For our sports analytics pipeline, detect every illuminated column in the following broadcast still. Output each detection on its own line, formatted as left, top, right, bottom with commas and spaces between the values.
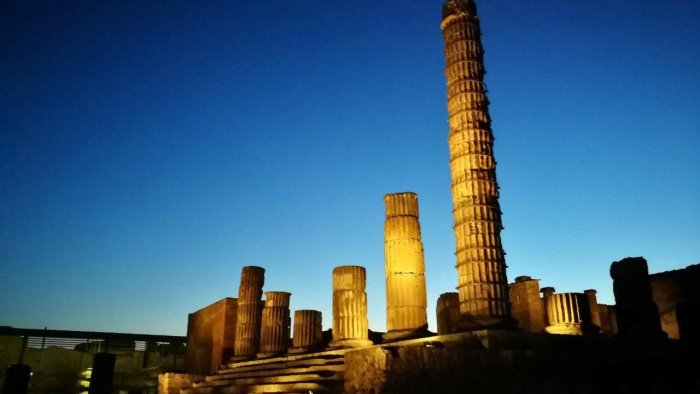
233, 266, 265, 361
383, 192, 429, 341
584, 289, 602, 330
258, 291, 291, 358
436, 292, 461, 335
441, 0, 512, 329
544, 292, 594, 335
330, 266, 372, 348
290, 310, 323, 354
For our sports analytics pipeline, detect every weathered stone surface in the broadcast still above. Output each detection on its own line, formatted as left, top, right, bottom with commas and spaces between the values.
584, 289, 602, 330
610, 257, 665, 339
598, 304, 618, 335
436, 292, 460, 335
650, 264, 700, 341
186, 297, 238, 374
258, 292, 291, 357
158, 372, 203, 394
544, 292, 594, 335
233, 266, 265, 360
509, 276, 545, 333
330, 266, 373, 348
291, 310, 323, 353
441, 0, 511, 329
383, 192, 429, 341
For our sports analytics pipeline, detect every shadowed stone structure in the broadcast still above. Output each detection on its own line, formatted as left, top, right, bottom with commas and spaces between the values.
258, 291, 291, 358
610, 257, 665, 339
290, 310, 323, 354
509, 276, 545, 333
584, 289, 602, 330
330, 266, 372, 348
383, 192, 429, 341
185, 297, 238, 374
436, 292, 461, 335
544, 292, 594, 335
233, 266, 265, 361
441, 0, 512, 330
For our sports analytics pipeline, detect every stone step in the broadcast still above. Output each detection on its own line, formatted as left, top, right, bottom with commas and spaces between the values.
218, 382, 342, 393
196, 372, 343, 388
219, 355, 344, 374
207, 364, 345, 381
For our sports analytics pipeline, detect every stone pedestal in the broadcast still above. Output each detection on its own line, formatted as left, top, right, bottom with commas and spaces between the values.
510, 276, 545, 333
610, 257, 665, 339
330, 266, 373, 348
88, 352, 116, 394
436, 292, 461, 335
233, 266, 265, 361
544, 293, 594, 335
584, 289, 602, 330
258, 291, 291, 358
383, 192, 429, 341
441, 0, 512, 330
290, 310, 323, 354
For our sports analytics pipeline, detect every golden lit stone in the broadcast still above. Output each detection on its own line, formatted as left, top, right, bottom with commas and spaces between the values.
330, 266, 372, 348
233, 266, 265, 360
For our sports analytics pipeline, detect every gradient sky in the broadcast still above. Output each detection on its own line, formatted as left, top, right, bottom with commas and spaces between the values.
1, 0, 698, 336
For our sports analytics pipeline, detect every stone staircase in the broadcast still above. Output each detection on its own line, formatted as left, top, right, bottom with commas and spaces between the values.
181, 349, 347, 394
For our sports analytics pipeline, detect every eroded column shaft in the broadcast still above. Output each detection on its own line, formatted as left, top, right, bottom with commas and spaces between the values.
545, 292, 593, 335
331, 266, 372, 347
384, 192, 428, 340
291, 310, 322, 353
584, 289, 602, 329
233, 266, 265, 359
258, 291, 291, 356
441, 0, 511, 328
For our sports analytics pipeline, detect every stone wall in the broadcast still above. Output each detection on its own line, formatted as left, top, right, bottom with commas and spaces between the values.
650, 264, 700, 340
185, 297, 238, 374
509, 276, 544, 333
158, 372, 202, 394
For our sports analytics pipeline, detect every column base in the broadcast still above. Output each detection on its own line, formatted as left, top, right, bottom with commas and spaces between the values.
382, 327, 432, 343
328, 338, 373, 348
455, 315, 517, 331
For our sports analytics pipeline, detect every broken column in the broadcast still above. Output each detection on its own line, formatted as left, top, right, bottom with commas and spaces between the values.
436, 292, 461, 335
257, 291, 291, 358
330, 265, 372, 348
233, 266, 265, 361
290, 310, 323, 354
544, 292, 594, 335
441, 0, 513, 330
584, 289, 602, 330
610, 257, 664, 338
383, 192, 429, 341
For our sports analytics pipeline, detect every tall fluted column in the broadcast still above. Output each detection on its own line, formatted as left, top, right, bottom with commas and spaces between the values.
544, 292, 594, 335
233, 266, 265, 361
441, 0, 512, 329
258, 291, 291, 358
330, 266, 372, 348
383, 192, 429, 341
436, 292, 461, 335
290, 310, 323, 354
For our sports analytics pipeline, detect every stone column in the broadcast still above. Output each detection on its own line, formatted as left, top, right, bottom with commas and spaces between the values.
544, 292, 594, 335
290, 310, 323, 354
330, 266, 373, 348
436, 292, 461, 335
610, 257, 664, 338
540, 287, 555, 327
383, 192, 429, 341
258, 291, 291, 358
233, 266, 265, 361
584, 289, 602, 330
441, 0, 513, 330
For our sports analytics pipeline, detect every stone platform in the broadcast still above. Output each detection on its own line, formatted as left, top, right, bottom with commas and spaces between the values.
179, 330, 698, 393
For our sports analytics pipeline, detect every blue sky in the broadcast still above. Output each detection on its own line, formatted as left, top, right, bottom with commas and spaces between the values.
1, 0, 698, 336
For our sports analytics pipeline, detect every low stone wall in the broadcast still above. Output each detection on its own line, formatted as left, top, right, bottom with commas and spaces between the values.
158, 372, 202, 394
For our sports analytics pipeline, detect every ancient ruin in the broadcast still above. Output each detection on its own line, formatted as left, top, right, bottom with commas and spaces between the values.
257, 291, 291, 358
383, 192, 429, 341
441, 0, 512, 329
289, 310, 323, 354
232, 266, 265, 361
330, 266, 373, 348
